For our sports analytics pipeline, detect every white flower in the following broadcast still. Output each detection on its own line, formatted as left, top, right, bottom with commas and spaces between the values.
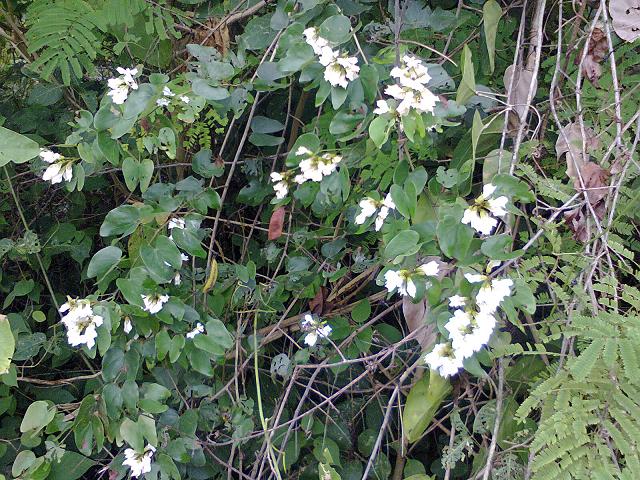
464, 273, 486, 284
42, 162, 72, 184
123, 318, 133, 334
445, 309, 496, 358
318, 46, 339, 67
303, 27, 329, 55
295, 146, 313, 157
156, 98, 170, 107
123, 444, 155, 478
116, 67, 139, 88
355, 198, 378, 225
39, 149, 62, 163
301, 313, 332, 347
416, 260, 439, 277
448, 295, 467, 308
186, 322, 205, 339
179, 95, 190, 104
180, 253, 189, 262
461, 183, 509, 235
476, 278, 513, 313
424, 342, 465, 377
356, 194, 395, 231
390, 55, 431, 90
373, 99, 392, 115
168, 217, 185, 230
384, 269, 417, 298
295, 153, 341, 184
59, 298, 103, 349
172, 272, 182, 286
162, 86, 175, 97
375, 194, 396, 231
107, 68, 138, 105
323, 54, 359, 89
141, 294, 169, 314
270, 172, 290, 199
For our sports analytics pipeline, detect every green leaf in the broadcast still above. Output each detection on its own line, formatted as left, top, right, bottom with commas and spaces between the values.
403, 373, 451, 443
369, 116, 391, 148
249, 132, 284, 147
385, 230, 420, 259
351, 299, 371, 323
48, 451, 95, 480
21, 401, 56, 433
483, 0, 502, 73
0, 316, 15, 375
251, 116, 285, 134
87, 246, 122, 281
0, 126, 40, 166
100, 205, 141, 237
193, 319, 234, 355
455, 45, 475, 105
471, 110, 483, 162
437, 215, 473, 260
319, 15, 351, 44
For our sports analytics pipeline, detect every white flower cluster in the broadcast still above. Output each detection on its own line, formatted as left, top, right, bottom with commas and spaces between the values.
59, 298, 103, 349
156, 86, 190, 108
303, 27, 359, 89
186, 322, 205, 339
424, 265, 514, 378
107, 67, 139, 105
301, 313, 332, 347
123, 444, 155, 478
384, 261, 440, 298
270, 147, 342, 199
355, 194, 396, 231
461, 184, 508, 235
141, 294, 169, 314
376, 55, 438, 117
40, 149, 74, 185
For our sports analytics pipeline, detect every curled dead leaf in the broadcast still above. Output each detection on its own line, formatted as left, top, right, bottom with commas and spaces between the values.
503, 65, 537, 134
610, 0, 640, 43
555, 122, 600, 178
402, 296, 435, 349
576, 26, 608, 86
564, 161, 610, 242
309, 286, 329, 315
268, 206, 286, 240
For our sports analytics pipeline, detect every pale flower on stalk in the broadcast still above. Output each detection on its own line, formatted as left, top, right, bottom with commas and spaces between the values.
156, 97, 170, 107
39, 149, 62, 164
43, 162, 74, 184
416, 260, 439, 277
179, 95, 190, 104
355, 194, 396, 231
59, 298, 103, 349
303, 27, 329, 55
162, 86, 175, 97
168, 217, 185, 230
295, 153, 341, 184
423, 342, 465, 377
108, 67, 138, 105
270, 172, 290, 199
445, 309, 496, 358
373, 99, 393, 115
476, 278, 514, 314
116, 67, 139, 89
123, 444, 155, 478
461, 183, 508, 235
301, 313, 332, 347
186, 322, 205, 339
141, 294, 169, 314
123, 318, 133, 334
384, 269, 417, 298
449, 295, 467, 308
323, 53, 360, 89
390, 55, 432, 90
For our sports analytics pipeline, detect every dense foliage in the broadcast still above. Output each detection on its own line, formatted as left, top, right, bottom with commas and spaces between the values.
1, 0, 639, 479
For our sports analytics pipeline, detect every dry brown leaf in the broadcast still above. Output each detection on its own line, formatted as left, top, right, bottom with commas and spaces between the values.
402, 297, 435, 349
555, 122, 600, 178
309, 286, 328, 315
575, 26, 608, 86
610, 0, 640, 42
503, 65, 537, 133
268, 206, 286, 240
574, 161, 610, 205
